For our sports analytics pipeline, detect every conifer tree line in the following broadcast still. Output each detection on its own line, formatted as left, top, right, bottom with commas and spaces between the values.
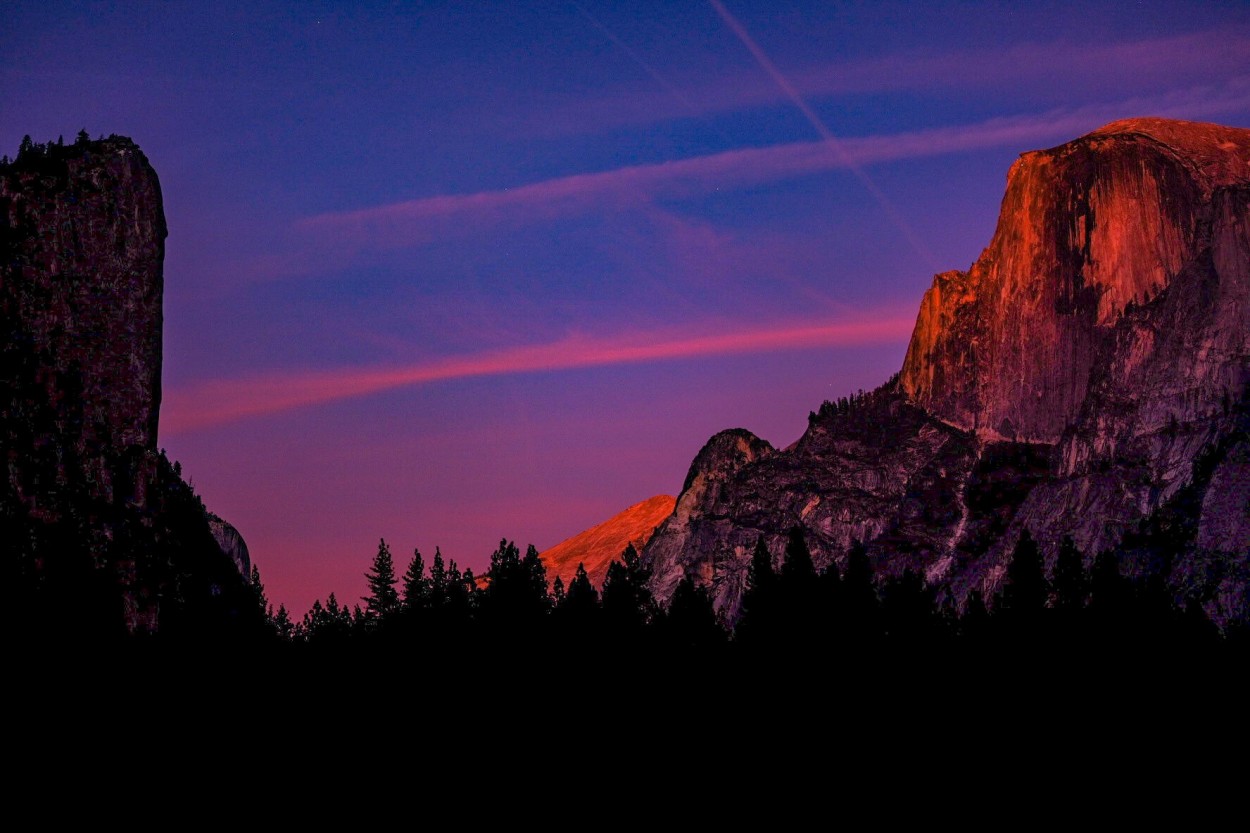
251, 525, 1245, 655
1, 131, 110, 171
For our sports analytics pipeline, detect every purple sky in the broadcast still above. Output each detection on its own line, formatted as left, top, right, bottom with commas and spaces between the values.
5, 1, 1250, 615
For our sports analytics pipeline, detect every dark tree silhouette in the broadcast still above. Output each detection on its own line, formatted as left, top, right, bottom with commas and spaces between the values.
1089, 550, 1129, 642
1051, 536, 1087, 612
480, 540, 550, 640
840, 540, 881, 646
557, 562, 601, 646
300, 593, 355, 645
522, 545, 550, 614
660, 575, 726, 652
363, 538, 400, 620
1051, 535, 1087, 642
402, 547, 429, 611
563, 563, 599, 615
780, 526, 815, 584
777, 526, 823, 649
272, 604, 294, 641
250, 565, 269, 614
601, 543, 655, 646
735, 536, 777, 646
880, 568, 941, 645
960, 589, 991, 643
997, 529, 1048, 640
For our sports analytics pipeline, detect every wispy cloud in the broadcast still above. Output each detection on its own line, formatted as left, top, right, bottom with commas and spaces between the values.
292, 79, 1250, 260
708, 0, 936, 269
533, 27, 1250, 136
162, 314, 915, 433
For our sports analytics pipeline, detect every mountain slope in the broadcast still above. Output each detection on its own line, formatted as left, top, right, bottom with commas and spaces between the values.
643, 118, 1250, 625
541, 495, 675, 588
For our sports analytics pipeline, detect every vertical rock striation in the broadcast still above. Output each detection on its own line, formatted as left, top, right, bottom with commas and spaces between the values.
645, 118, 1250, 624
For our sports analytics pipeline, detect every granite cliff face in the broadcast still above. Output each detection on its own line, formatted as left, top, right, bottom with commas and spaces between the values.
644, 118, 1250, 624
1, 136, 254, 637
1, 136, 164, 456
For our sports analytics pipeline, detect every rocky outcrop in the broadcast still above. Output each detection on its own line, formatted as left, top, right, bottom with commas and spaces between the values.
900, 118, 1250, 444
540, 495, 675, 589
209, 517, 252, 579
645, 118, 1250, 624
2, 136, 255, 637
1, 135, 164, 457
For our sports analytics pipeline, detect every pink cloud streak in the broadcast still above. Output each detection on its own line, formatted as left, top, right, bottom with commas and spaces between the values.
162, 315, 915, 434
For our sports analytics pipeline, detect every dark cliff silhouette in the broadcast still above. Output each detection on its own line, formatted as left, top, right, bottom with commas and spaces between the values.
1, 135, 262, 642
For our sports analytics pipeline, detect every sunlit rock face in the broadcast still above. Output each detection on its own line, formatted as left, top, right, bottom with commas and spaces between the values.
901, 118, 1250, 444
645, 119, 1250, 624
540, 494, 675, 589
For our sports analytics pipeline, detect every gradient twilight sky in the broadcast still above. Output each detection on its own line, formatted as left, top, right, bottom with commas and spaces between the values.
4, 1, 1250, 615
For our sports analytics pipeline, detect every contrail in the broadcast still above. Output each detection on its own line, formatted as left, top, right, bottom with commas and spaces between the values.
571, 1, 740, 146
571, 1, 703, 114
708, 0, 939, 271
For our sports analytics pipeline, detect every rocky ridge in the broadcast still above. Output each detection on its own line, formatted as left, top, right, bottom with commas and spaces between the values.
643, 118, 1250, 624
540, 495, 675, 589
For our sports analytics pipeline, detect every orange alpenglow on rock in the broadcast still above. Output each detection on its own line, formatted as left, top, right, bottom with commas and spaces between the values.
645, 117, 1250, 625
540, 495, 676, 588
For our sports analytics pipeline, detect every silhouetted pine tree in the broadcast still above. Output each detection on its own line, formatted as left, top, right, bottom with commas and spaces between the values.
402, 547, 429, 611
300, 593, 355, 645
817, 547, 842, 642
422, 546, 473, 640
563, 563, 598, 615
997, 529, 1048, 641
601, 543, 655, 640
780, 526, 815, 583
660, 575, 726, 652
840, 540, 881, 647
363, 538, 400, 621
1051, 536, 1087, 641
778, 526, 822, 650
1051, 537, 1087, 612
522, 545, 551, 615
249, 564, 272, 631
482, 539, 550, 632
272, 604, 294, 641
735, 536, 777, 647
443, 558, 474, 626
557, 562, 601, 646
429, 547, 449, 609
